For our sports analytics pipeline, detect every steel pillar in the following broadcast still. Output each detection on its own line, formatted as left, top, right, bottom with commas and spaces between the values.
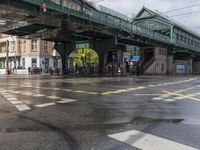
54, 42, 74, 75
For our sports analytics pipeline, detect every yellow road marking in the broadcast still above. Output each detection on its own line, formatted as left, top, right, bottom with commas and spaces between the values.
163, 91, 200, 102
134, 93, 170, 96
100, 78, 198, 96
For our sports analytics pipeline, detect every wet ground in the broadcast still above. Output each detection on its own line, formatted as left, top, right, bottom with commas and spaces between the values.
0, 75, 200, 150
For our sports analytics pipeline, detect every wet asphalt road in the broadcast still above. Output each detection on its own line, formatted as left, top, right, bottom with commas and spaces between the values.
0, 75, 200, 150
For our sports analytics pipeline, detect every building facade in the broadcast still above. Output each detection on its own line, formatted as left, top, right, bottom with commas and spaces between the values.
0, 34, 61, 73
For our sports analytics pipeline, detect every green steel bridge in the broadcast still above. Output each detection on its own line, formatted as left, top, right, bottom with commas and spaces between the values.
0, 0, 200, 54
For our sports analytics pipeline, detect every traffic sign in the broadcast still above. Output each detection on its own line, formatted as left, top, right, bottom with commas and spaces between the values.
130, 56, 140, 61
112, 54, 116, 60
76, 43, 89, 49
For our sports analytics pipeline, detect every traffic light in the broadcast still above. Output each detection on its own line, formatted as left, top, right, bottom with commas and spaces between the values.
42, 3, 46, 13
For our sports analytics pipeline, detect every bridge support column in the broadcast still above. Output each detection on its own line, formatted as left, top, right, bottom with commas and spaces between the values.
166, 55, 174, 74
91, 39, 119, 75
54, 42, 74, 75
92, 40, 125, 75
193, 58, 200, 74
144, 47, 169, 74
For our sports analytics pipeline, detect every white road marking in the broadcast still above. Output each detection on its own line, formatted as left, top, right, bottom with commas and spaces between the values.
33, 94, 46, 97
10, 101, 23, 105
57, 98, 77, 104
189, 93, 200, 96
52, 88, 61, 90
63, 89, 72, 92
10, 91, 21, 94
163, 99, 176, 102
109, 130, 198, 150
174, 97, 185, 100
7, 97, 18, 101
152, 97, 163, 100
46, 96, 61, 99
3, 95, 13, 98
74, 90, 85, 93
22, 92, 33, 96
14, 104, 31, 111
82, 91, 98, 95
35, 102, 56, 108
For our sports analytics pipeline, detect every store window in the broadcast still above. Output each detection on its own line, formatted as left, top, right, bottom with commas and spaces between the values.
32, 58, 37, 67
22, 58, 25, 68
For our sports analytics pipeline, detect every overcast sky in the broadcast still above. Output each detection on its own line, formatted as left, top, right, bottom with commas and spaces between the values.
98, 0, 200, 33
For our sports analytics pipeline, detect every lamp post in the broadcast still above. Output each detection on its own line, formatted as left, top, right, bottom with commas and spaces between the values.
11, 36, 17, 74
5, 40, 9, 74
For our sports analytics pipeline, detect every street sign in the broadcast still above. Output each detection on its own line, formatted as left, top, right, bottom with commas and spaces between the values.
130, 56, 140, 61
42, 3, 47, 13
76, 43, 89, 49
124, 57, 130, 62
112, 54, 116, 60
126, 45, 135, 51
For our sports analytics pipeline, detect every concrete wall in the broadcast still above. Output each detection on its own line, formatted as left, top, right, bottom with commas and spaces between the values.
173, 60, 192, 75
193, 61, 200, 74
145, 47, 168, 74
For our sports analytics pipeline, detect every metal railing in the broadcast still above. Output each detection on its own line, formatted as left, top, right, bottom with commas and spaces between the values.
19, 0, 200, 52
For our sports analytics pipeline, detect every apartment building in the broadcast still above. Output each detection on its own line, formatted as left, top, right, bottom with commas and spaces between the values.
0, 34, 61, 72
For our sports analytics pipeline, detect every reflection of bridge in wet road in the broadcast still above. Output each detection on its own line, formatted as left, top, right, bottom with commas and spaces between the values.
0, 75, 200, 149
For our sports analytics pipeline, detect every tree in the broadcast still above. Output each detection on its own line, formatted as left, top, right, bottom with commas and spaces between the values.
74, 49, 99, 67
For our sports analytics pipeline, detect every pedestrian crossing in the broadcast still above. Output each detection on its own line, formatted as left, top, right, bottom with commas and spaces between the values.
21, 85, 99, 95
0, 88, 78, 112
109, 130, 198, 150
0, 91, 31, 111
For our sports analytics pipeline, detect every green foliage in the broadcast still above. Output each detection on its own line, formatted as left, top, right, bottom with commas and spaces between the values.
74, 49, 99, 67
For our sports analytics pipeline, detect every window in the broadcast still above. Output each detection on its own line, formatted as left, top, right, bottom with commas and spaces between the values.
1, 43, 7, 52
23, 41, 26, 52
10, 41, 15, 53
22, 58, 25, 68
31, 39, 37, 51
44, 41, 48, 52
18, 41, 21, 52
31, 58, 37, 67
45, 58, 49, 69
161, 64, 164, 72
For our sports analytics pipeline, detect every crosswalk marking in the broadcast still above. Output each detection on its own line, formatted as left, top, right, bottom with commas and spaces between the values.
0, 92, 31, 111
4, 95, 13, 98
21, 92, 33, 96
152, 97, 163, 100
35, 102, 56, 108
15, 104, 31, 111
163, 99, 176, 102
10, 101, 23, 105
33, 94, 46, 97
163, 91, 200, 102
46, 96, 61, 99
57, 98, 77, 103
109, 130, 198, 150
7, 97, 18, 101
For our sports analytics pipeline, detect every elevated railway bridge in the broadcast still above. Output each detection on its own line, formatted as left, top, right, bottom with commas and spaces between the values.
1, 0, 200, 74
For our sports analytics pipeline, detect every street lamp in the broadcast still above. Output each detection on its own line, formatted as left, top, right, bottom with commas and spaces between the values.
5, 40, 9, 74
11, 36, 17, 74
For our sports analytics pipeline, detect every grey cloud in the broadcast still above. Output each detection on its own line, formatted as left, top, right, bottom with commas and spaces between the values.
99, 0, 200, 33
